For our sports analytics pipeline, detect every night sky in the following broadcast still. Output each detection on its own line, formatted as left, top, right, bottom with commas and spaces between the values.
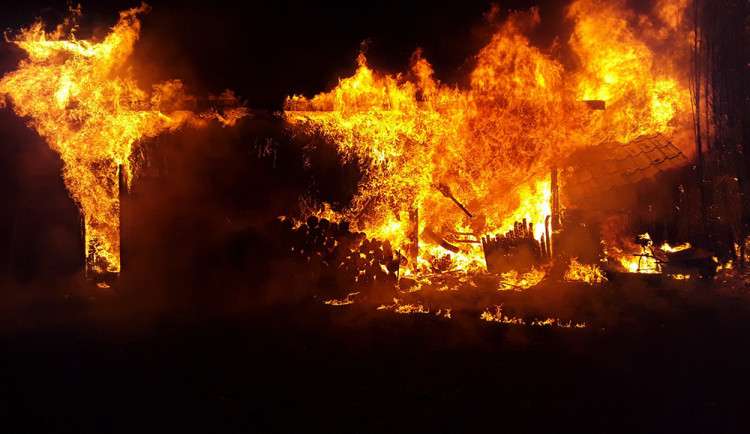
1, 0, 573, 109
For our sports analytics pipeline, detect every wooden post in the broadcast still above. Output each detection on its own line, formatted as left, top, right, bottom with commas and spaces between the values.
407, 205, 419, 269
84, 212, 93, 279
550, 164, 561, 257
118, 164, 126, 275
545, 215, 552, 259
551, 164, 560, 232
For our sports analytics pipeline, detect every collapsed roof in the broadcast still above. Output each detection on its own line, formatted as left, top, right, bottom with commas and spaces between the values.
562, 133, 689, 212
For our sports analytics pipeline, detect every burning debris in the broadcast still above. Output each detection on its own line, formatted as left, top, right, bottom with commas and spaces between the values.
564, 258, 607, 285
273, 0, 746, 326
2, 0, 742, 328
377, 298, 431, 315
481, 305, 586, 328
324, 292, 360, 306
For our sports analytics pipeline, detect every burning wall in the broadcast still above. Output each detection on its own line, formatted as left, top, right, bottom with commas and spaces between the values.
284, 0, 693, 276
0, 5, 247, 275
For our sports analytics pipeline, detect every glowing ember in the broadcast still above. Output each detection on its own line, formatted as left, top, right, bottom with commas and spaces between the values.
481, 306, 525, 325
377, 298, 430, 314
436, 309, 451, 319
0, 5, 247, 274
530, 318, 586, 328
668, 274, 691, 280
285, 0, 691, 277
564, 258, 607, 284
481, 306, 585, 328
324, 292, 360, 306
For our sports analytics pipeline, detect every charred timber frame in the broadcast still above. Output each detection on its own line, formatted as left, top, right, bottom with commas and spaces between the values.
83, 164, 125, 283
550, 164, 561, 257
482, 218, 546, 273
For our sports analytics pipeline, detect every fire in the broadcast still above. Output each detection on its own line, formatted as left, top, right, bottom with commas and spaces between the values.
378, 298, 430, 314
480, 306, 585, 328
604, 233, 659, 273
661, 242, 691, 253
499, 267, 547, 290
606, 233, 695, 274
324, 292, 360, 306
568, 0, 691, 144
285, 0, 691, 277
480, 306, 525, 325
564, 258, 607, 284
530, 318, 586, 329
0, 5, 247, 273
668, 274, 691, 280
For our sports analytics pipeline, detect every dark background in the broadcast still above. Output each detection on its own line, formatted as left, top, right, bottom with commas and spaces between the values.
1, 0, 574, 109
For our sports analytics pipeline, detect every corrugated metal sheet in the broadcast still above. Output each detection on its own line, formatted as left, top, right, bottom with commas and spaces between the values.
562, 133, 688, 209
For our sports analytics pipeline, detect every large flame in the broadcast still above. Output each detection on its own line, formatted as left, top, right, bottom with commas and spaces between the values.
0, 4, 247, 273
285, 0, 692, 276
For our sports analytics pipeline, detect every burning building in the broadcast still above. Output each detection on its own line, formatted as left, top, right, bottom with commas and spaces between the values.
284, 0, 695, 286
1, 2, 750, 431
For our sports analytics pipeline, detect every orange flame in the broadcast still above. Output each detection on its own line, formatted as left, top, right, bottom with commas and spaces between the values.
499, 267, 547, 290
377, 298, 430, 314
0, 5, 247, 273
564, 258, 607, 284
324, 292, 360, 306
285, 0, 692, 276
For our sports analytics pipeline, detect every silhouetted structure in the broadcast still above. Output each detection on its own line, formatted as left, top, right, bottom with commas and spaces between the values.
269, 216, 400, 298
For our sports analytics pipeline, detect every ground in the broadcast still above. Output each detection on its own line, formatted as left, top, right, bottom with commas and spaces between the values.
2, 274, 750, 432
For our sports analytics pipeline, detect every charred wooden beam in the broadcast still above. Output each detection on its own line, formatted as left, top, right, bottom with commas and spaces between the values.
551, 165, 560, 233
550, 165, 561, 259
407, 205, 419, 266
583, 100, 606, 110
435, 183, 474, 218
447, 232, 481, 244
422, 228, 460, 253
545, 215, 552, 259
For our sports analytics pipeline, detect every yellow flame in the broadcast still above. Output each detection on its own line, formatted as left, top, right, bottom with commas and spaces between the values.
324, 292, 360, 306
499, 267, 547, 290
0, 5, 247, 273
377, 298, 430, 314
285, 0, 691, 278
661, 242, 691, 253
564, 258, 607, 284
668, 274, 691, 280
481, 306, 525, 325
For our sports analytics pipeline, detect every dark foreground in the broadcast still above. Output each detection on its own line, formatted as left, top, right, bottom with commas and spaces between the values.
2, 276, 750, 433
